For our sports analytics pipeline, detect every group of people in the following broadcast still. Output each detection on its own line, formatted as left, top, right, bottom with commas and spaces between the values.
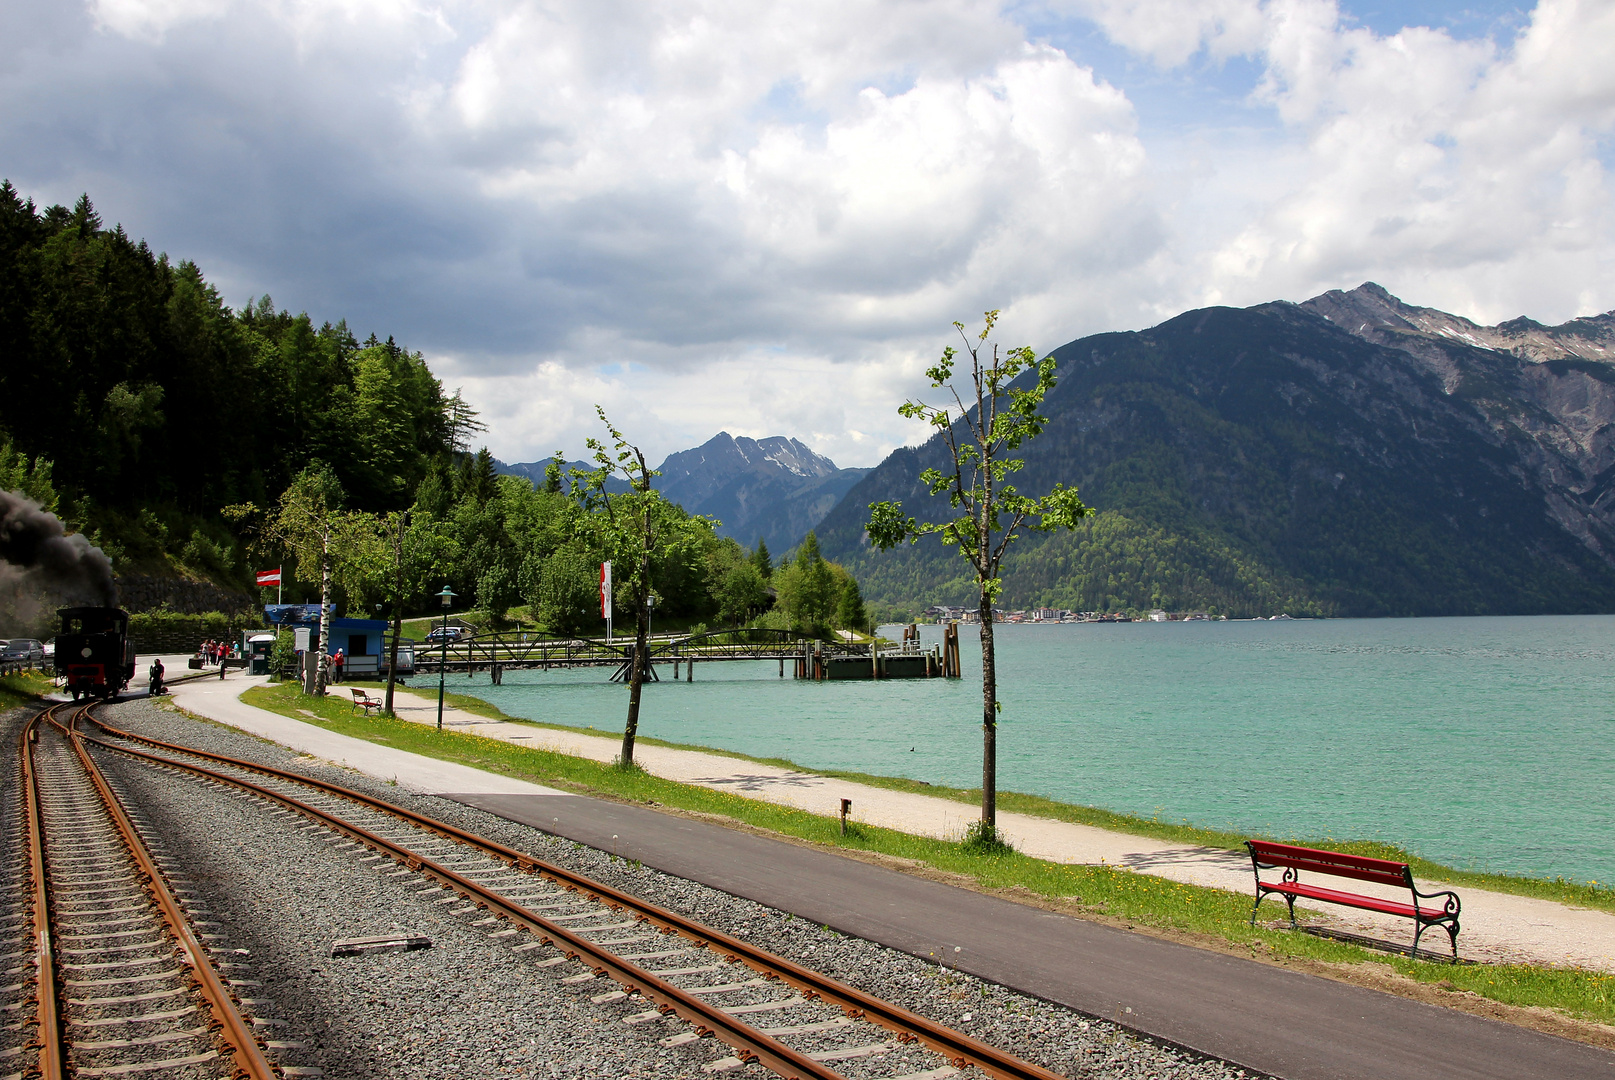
199, 639, 237, 666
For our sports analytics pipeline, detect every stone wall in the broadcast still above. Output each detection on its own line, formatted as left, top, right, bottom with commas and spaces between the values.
116, 573, 254, 616
127, 614, 271, 655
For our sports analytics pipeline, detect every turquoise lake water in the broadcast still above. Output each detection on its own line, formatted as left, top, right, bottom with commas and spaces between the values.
446, 617, 1615, 886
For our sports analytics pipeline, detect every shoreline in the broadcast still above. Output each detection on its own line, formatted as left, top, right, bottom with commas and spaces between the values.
355, 678, 1615, 913
148, 675, 1615, 1030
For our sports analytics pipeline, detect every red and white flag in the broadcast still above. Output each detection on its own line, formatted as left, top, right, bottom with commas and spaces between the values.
599, 561, 612, 616
256, 567, 282, 587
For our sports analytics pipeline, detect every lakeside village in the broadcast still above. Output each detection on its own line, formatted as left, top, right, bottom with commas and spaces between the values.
921, 606, 1292, 623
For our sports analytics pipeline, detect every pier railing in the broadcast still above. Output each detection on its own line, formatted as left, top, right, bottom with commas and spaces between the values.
412, 627, 868, 678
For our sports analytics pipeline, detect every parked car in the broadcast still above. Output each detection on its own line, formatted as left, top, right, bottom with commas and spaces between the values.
3, 638, 46, 664
42, 639, 55, 661
423, 625, 469, 645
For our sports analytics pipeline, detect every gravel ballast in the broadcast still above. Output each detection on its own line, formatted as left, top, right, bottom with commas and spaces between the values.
89, 695, 1265, 1080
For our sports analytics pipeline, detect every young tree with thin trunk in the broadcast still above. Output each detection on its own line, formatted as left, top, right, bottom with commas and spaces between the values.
261, 465, 381, 695
866, 312, 1092, 844
573, 408, 704, 769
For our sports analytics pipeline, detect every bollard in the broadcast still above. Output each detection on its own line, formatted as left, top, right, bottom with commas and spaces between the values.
840, 798, 852, 836
687, 658, 693, 682
779, 657, 784, 678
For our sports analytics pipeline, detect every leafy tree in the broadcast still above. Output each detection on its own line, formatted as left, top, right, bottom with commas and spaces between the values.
258, 465, 384, 694
775, 531, 837, 631
866, 312, 1092, 840
534, 539, 599, 637
0, 431, 55, 510
572, 408, 708, 768
751, 537, 772, 579
543, 452, 566, 494
717, 561, 770, 626
476, 560, 520, 622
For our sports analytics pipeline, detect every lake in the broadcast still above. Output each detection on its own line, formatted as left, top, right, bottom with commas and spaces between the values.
444, 616, 1615, 886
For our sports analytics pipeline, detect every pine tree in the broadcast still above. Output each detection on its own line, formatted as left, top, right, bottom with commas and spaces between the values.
751, 537, 772, 578
836, 577, 867, 634
465, 447, 498, 505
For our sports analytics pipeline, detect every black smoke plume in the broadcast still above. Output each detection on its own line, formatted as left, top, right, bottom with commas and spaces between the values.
0, 491, 119, 637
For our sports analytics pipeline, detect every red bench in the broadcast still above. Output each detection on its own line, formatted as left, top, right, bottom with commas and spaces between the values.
1246, 840, 1461, 961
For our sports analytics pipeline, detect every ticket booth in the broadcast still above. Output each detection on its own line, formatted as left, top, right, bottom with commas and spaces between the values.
248, 633, 276, 676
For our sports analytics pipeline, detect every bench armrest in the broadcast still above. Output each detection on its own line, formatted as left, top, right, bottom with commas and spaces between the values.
1411, 885, 1461, 918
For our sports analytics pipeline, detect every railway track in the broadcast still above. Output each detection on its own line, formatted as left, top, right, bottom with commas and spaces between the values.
75, 707, 1072, 1080
15, 700, 284, 1079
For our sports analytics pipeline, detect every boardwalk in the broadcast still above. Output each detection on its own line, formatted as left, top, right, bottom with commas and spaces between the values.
413, 627, 873, 681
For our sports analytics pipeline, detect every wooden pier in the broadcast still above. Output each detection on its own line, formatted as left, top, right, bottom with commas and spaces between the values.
412, 624, 962, 682
795, 624, 962, 681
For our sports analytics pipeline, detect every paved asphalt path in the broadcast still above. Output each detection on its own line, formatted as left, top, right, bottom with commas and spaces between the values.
449, 792, 1613, 1080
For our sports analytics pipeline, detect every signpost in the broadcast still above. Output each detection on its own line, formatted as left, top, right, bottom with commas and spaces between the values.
435, 586, 456, 731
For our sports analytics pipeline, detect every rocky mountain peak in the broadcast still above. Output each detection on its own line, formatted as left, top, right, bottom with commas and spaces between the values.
1302, 282, 1615, 363
658, 433, 838, 498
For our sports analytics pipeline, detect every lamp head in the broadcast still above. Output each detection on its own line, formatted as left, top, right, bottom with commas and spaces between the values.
437, 586, 457, 609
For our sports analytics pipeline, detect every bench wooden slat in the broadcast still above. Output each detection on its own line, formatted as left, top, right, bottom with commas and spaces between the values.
1247, 839, 1409, 888
1261, 882, 1448, 921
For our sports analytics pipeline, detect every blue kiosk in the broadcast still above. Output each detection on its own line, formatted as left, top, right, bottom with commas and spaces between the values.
264, 605, 390, 676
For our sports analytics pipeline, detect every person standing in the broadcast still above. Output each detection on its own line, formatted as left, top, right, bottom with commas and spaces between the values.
148, 658, 165, 696
333, 647, 346, 684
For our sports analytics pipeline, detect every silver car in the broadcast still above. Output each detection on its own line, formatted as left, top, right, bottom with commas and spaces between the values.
3, 638, 45, 663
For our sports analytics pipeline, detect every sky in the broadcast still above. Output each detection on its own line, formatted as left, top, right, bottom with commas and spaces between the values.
5, 0, 1613, 467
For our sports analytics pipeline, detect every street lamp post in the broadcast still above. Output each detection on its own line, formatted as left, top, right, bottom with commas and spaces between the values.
435, 586, 456, 731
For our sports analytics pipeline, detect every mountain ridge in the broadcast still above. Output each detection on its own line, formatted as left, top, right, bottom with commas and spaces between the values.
496, 433, 868, 553
814, 283, 1615, 617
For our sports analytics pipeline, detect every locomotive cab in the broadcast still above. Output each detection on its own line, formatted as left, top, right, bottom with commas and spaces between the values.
56, 607, 136, 700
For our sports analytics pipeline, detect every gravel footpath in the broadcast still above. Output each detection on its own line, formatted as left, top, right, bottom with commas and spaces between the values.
91, 696, 1266, 1080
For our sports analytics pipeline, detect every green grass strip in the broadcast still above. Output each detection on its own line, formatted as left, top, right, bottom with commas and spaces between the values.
340, 678, 1615, 913
0, 671, 55, 712
244, 682, 1614, 1026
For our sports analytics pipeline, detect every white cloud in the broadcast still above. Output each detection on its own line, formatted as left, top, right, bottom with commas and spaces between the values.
5, 0, 1614, 466
1055, 0, 1267, 67
1191, 0, 1615, 320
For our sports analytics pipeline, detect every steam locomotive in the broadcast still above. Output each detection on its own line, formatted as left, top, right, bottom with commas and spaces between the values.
55, 606, 136, 700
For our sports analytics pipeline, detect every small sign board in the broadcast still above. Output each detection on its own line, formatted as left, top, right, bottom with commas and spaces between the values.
293, 627, 310, 652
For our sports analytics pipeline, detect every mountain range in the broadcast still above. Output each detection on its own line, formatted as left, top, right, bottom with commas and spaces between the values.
813, 283, 1615, 618
496, 433, 868, 554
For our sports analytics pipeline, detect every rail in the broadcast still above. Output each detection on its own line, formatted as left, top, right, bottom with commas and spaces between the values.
83, 711, 1068, 1080
20, 702, 280, 1080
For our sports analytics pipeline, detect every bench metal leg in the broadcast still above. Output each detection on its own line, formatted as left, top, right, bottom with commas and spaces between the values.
1412, 919, 1460, 962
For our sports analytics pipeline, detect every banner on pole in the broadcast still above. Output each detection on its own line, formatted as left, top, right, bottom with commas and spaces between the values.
256, 567, 282, 587
599, 561, 612, 616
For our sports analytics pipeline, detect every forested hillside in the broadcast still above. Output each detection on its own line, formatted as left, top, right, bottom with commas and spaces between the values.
0, 183, 872, 636
0, 183, 458, 586
819, 289, 1615, 618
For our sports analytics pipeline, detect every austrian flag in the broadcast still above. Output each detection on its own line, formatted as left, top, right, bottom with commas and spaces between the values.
256, 568, 282, 587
